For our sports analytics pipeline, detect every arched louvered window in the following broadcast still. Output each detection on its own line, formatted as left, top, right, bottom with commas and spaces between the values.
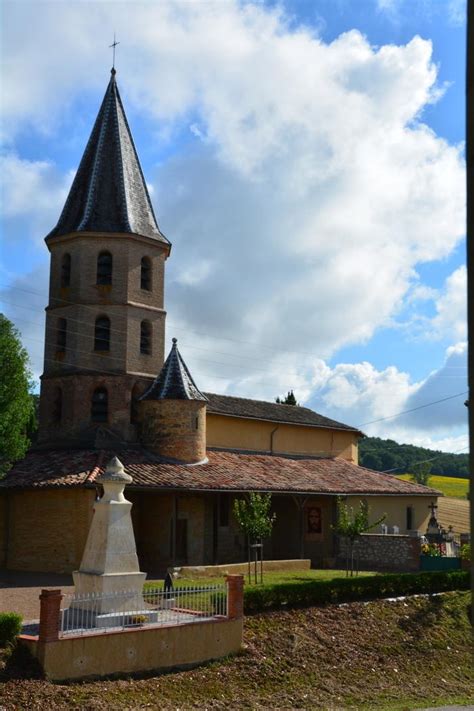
61, 254, 71, 288
130, 382, 142, 424
52, 387, 62, 423
140, 256, 152, 291
140, 320, 152, 355
94, 316, 110, 351
91, 387, 108, 422
97, 251, 112, 285
57, 318, 67, 352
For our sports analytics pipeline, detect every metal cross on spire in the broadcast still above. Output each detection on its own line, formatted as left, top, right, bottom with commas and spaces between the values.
109, 33, 120, 70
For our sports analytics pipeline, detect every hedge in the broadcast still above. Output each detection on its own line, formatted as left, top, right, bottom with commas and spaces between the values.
0, 612, 23, 647
243, 570, 470, 614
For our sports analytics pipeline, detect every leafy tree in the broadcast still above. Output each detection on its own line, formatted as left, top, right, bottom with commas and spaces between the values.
234, 493, 276, 583
358, 436, 468, 478
0, 314, 36, 476
410, 461, 432, 487
333, 498, 386, 577
275, 390, 298, 406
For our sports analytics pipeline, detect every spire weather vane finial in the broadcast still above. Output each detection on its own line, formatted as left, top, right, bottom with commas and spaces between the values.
109, 33, 120, 71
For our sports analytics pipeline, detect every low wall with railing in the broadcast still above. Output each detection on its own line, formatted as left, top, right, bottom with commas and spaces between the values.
19, 575, 244, 681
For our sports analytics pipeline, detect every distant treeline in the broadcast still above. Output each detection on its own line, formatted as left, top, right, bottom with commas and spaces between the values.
359, 437, 469, 478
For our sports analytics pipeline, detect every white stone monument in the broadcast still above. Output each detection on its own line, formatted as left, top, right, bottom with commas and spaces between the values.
72, 456, 146, 613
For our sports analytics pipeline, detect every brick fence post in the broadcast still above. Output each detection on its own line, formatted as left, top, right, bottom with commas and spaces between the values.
225, 574, 244, 619
39, 589, 63, 642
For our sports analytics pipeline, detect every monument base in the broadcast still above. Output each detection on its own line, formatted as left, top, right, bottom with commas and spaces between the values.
72, 571, 147, 613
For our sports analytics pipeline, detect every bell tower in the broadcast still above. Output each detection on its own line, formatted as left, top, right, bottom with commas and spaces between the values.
38, 69, 171, 447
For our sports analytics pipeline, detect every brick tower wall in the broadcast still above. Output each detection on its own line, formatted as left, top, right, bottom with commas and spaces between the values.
138, 400, 207, 463
39, 232, 168, 445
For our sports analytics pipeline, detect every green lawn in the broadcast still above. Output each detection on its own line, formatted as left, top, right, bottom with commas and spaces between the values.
396, 473, 469, 499
145, 568, 376, 591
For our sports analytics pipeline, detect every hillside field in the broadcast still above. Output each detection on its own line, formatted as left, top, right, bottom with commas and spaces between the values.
396, 474, 469, 499
1, 592, 472, 710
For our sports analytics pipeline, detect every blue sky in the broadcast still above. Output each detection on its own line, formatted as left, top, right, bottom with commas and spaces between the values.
0, 0, 468, 452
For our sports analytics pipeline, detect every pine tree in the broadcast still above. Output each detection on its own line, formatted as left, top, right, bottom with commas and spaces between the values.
275, 390, 298, 406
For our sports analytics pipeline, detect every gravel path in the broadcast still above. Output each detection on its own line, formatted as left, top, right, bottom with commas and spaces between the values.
0, 570, 74, 621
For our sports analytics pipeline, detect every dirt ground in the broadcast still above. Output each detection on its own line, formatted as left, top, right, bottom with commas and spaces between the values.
0, 591, 472, 710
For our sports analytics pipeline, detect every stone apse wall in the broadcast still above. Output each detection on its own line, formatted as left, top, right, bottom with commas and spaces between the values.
337, 533, 422, 572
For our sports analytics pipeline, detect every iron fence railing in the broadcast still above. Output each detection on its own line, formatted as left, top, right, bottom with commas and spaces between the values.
60, 583, 227, 637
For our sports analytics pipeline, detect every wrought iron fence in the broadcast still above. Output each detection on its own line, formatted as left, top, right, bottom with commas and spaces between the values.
60, 583, 227, 637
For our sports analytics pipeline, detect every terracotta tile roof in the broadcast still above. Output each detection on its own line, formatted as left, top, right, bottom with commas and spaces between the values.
0, 448, 440, 497
204, 393, 362, 434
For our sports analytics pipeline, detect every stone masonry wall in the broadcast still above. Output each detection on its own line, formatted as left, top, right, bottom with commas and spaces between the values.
139, 400, 207, 463
337, 533, 422, 572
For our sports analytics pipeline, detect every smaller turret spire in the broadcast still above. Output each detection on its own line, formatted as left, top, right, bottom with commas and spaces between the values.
141, 338, 207, 401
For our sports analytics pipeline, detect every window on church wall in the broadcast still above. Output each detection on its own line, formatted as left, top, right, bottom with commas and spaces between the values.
56, 318, 67, 352
94, 316, 110, 351
52, 387, 62, 423
140, 257, 152, 291
91, 387, 108, 422
140, 321, 152, 355
97, 251, 112, 285
61, 253, 71, 288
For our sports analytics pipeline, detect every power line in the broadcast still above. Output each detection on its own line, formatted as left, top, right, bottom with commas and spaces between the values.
0, 281, 331, 360
356, 391, 468, 427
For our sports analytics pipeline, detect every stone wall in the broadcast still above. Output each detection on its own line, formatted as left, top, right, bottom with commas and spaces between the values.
337, 533, 422, 572
139, 399, 206, 463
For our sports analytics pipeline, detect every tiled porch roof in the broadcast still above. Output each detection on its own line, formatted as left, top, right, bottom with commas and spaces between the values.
0, 448, 440, 497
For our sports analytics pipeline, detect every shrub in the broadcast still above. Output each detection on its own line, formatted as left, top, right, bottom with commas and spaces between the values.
0, 612, 23, 647
243, 571, 470, 614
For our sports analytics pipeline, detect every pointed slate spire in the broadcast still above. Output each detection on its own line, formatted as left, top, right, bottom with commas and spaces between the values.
46, 69, 169, 245
141, 338, 207, 401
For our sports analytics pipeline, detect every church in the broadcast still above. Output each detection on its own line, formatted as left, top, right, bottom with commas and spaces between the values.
0, 70, 439, 575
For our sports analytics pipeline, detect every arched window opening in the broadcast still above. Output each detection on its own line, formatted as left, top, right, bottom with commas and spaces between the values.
94, 316, 110, 351
140, 321, 152, 355
97, 251, 112, 285
140, 256, 152, 291
91, 387, 108, 422
52, 387, 62, 423
61, 253, 71, 288
130, 383, 142, 424
56, 318, 67, 352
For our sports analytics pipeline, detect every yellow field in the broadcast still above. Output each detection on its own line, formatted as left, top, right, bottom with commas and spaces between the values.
396, 474, 469, 499
436, 497, 470, 534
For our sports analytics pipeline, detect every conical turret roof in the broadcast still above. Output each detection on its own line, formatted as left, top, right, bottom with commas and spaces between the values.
46, 69, 169, 245
141, 338, 207, 401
